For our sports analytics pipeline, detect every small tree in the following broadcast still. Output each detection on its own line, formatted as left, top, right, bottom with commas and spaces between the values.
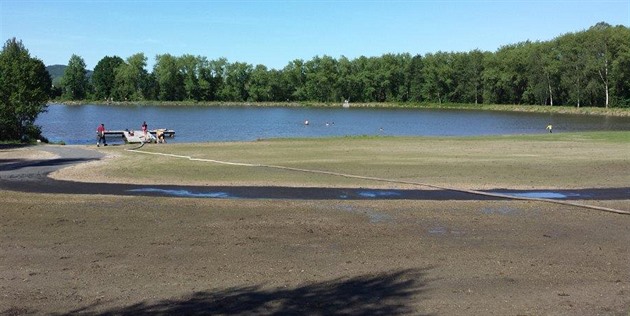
61, 54, 89, 100
0, 38, 51, 142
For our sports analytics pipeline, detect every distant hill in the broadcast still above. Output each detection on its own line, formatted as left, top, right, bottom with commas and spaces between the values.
46, 64, 93, 86
46, 65, 66, 86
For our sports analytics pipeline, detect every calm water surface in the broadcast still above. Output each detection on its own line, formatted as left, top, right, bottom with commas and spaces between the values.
36, 104, 630, 144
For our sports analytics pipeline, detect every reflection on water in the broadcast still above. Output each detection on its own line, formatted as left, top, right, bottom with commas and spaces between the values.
36, 104, 630, 144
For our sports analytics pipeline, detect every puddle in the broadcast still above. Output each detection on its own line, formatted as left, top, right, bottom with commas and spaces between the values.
127, 188, 234, 199
497, 191, 581, 199
358, 190, 402, 198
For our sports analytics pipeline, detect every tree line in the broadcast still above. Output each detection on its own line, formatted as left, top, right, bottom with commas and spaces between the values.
58, 22, 630, 108
1, 22, 629, 142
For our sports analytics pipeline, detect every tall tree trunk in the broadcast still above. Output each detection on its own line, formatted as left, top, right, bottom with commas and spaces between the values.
547, 73, 553, 106
598, 47, 610, 108
599, 68, 609, 108
575, 64, 581, 108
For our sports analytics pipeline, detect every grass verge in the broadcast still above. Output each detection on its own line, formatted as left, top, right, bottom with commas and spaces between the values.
58, 131, 630, 190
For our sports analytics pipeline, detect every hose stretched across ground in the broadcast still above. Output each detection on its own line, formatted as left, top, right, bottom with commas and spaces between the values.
125, 146, 630, 215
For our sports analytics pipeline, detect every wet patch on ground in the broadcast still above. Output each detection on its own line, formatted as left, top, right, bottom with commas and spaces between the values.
427, 224, 465, 236
493, 191, 582, 199
334, 204, 393, 223
127, 188, 235, 199
1, 178, 629, 201
481, 206, 519, 215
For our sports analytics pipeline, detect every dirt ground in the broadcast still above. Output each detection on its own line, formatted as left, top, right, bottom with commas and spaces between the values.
1, 146, 629, 315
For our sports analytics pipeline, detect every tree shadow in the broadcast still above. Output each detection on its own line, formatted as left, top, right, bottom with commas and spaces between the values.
0, 157, 98, 172
0, 144, 31, 150
61, 268, 432, 316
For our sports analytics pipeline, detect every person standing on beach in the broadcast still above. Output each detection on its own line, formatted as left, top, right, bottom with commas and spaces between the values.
96, 123, 107, 147
141, 121, 148, 142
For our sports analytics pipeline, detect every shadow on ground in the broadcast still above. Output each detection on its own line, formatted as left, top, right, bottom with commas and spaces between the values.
0, 144, 29, 150
57, 269, 431, 316
0, 158, 98, 172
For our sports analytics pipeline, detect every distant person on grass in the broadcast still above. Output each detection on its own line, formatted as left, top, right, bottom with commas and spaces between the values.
96, 123, 107, 147
141, 121, 149, 142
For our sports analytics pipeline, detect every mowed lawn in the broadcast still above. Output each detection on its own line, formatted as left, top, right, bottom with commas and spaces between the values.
64, 131, 630, 191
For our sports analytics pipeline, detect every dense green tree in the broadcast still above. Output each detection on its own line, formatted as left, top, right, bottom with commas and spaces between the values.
304, 55, 338, 102
422, 52, 454, 103
522, 42, 561, 106
612, 47, 630, 106
584, 23, 613, 108
205, 57, 229, 101
247, 64, 272, 101
195, 57, 218, 101
408, 54, 425, 102
457, 50, 487, 104
219, 61, 252, 101
92, 55, 124, 100
267, 69, 289, 102
556, 32, 587, 107
353, 56, 377, 102
0, 38, 51, 142
113, 53, 148, 101
61, 54, 89, 100
483, 43, 529, 105
282, 59, 307, 101
609, 26, 630, 106
179, 54, 201, 101
378, 53, 412, 102
154, 54, 184, 101
335, 56, 354, 102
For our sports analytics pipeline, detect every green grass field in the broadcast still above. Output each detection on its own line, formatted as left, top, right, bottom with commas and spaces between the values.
87, 131, 629, 191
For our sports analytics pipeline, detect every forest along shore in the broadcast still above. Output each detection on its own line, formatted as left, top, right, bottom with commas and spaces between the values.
55, 101, 630, 117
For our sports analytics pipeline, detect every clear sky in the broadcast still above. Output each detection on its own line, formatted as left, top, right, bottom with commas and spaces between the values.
1, 0, 629, 70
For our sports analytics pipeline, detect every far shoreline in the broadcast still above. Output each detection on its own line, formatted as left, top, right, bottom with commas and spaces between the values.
51, 101, 630, 117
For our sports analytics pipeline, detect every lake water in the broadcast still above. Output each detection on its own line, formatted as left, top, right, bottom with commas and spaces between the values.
36, 104, 630, 144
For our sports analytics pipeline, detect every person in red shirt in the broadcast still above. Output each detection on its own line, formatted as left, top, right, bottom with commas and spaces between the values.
96, 123, 107, 147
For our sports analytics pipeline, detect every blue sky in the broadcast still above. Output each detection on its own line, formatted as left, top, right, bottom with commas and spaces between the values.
1, 0, 628, 70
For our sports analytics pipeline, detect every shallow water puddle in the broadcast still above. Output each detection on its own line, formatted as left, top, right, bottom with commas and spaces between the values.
357, 190, 402, 198
127, 188, 234, 198
496, 191, 581, 199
